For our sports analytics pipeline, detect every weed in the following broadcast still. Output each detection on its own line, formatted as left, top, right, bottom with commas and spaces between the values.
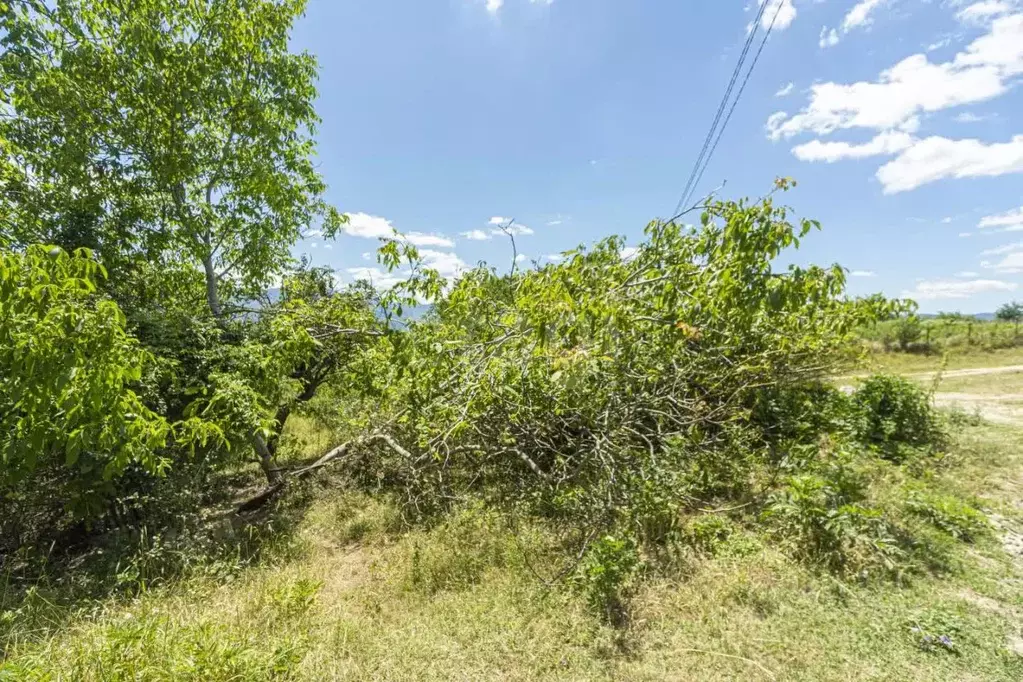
265, 577, 322, 618
574, 535, 641, 626
908, 609, 963, 654
681, 515, 735, 556
397, 503, 523, 594
765, 471, 906, 579
904, 489, 989, 542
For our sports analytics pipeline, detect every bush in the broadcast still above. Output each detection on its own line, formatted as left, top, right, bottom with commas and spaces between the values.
764, 450, 907, 578
894, 317, 923, 351
681, 515, 736, 556
852, 374, 943, 456
574, 535, 641, 624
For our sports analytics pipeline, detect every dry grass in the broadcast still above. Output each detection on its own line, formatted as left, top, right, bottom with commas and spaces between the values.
4, 420, 1023, 680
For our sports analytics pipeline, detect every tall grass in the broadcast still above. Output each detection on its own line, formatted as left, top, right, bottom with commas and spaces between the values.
3, 421, 1022, 681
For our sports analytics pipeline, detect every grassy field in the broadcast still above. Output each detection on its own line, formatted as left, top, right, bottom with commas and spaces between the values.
3, 370, 1023, 680
859, 318, 1023, 355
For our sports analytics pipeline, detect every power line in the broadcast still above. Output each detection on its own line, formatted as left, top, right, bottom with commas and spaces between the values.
682, 0, 786, 210
672, 1, 769, 219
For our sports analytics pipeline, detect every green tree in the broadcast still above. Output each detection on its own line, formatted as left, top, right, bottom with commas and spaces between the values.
0, 246, 215, 519
1, 0, 348, 483
996, 301, 1023, 336
190, 269, 387, 480
1, 0, 342, 312
894, 316, 923, 351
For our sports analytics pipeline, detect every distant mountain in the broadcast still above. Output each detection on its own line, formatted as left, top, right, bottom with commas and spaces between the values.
920, 312, 996, 320
263, 288, 432, 322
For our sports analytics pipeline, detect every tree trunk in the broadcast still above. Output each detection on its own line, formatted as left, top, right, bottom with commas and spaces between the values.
197, 245, 281, 486
202, 253, 224, 319
251, 432, 283, 486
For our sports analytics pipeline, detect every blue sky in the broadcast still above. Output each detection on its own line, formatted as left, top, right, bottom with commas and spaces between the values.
290, 0, 1023, 313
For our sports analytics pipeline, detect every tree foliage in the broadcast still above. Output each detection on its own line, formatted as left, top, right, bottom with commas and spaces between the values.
0, 246, 215, 517
354, 191, 901, 547
0, 0, 341, 317
995, 300, 1023, 335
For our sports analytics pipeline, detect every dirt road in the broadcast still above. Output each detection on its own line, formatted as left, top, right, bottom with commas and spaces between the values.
917, 365, 1023, 425
912, 365, 1023, 380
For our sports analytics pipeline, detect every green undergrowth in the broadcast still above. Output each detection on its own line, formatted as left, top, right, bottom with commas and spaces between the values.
3, 415, 1022, 681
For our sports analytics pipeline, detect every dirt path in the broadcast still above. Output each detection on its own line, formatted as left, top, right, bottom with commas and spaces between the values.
841, 364, 1023, 425
932, 392, 1023, 425
912, 365, 1023, 380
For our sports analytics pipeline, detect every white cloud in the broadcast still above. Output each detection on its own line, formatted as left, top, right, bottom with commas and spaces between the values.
942, 216, 954, 223
343, 212, 397, 239
979, 206, 1023, 229
306, 229, 323, 238
545, 253, 565, 263
348, 250, 468, 288
819, 0, 891, 48
361, 252, 372, 261
875, 134, 1023, 193
819, 26, 840, 48
485, 0, 503, 14
955, 111, 992, 122
775, 82, 795, 97
850, 270, 877, 277
620, 246, 640, 261
760, 0, 797, 31
767, 13, 1023, 141
792, 130, 914, 162
957, 1, 1018, 25
492, 223, 534, 236
461, 229, 492, 241
404, 232, 455, 248
347, 266, 406, 290
927, 37, 952, 51
488, 216, 510, 226
960, 232, 973, 237
419, 249, 468, 279
902, 278, 1017, 300
983, 251, 1023, 272
956, 271, 980, 277
323, 244, 333, 250
981, 240, 1023, 255
344, 213, 459, 248
515, 254, 527, 263
843, 0, 889, 32
546, 219, 563, 226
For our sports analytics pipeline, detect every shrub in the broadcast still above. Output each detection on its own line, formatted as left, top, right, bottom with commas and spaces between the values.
574, 535, 641, 624
895, 317, 923, 350
681, 515, 736, 556
764, 463, 906, 578
852, 374, 943, 456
